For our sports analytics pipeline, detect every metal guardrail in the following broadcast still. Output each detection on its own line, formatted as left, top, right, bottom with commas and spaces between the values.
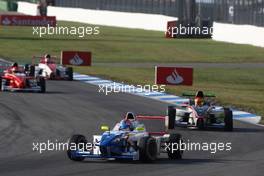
54, 0, 264, 27
3, 0, 263, 27
0, 0, 38, 3
55, 0, 184, 17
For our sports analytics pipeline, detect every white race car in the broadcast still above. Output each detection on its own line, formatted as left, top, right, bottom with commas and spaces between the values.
172, 92, 233, 131
32, 56, 73, 81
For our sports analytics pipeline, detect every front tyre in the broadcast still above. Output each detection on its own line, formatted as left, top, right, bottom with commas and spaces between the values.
167, 106, 176, 129
67, 134, 87, 161
138, 136, 157, 162
197, 118, 205, 130
166, 133, 183, 159
224, 108, 233, 131
0, 77, 2, 91
66, 67, 73, 81
38, 77, 46, 93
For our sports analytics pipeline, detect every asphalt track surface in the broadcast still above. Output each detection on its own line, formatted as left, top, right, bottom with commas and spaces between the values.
0, 80, 264, 176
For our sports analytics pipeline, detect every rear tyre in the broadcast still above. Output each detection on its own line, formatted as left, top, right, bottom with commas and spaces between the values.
50, 73, 56, 80
166, 133, 183, 159
38, 77, 46, 93
197, 118, 205, 130
138, 136, 157, 162
167, 106, 176, 129
38, 69, 43, 76
67, 134, 87, 161
67, 67, 73, 81
29, 65, 35, 77
224, 108, 233, 131
24, 64, 30, 72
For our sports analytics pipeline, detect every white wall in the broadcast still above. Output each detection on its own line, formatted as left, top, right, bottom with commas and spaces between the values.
17, 1, 177, 31
17, 2, 264, 47
212, 22, 264, 48
17, 2, 38, 16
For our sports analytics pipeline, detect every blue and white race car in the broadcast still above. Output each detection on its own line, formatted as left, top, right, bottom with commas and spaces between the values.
67, 112, 183, 162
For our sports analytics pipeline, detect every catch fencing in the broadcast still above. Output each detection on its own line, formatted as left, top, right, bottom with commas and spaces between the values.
53, 0, 264, 27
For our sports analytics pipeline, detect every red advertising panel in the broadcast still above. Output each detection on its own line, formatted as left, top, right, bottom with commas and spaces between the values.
61, 51, 92, 66
155, 66, 193, 86
0, 15, 56, 26
165, 20, 177, 38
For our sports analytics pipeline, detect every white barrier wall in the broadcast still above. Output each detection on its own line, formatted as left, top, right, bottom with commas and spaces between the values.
17, 2, 264, 47
17, 2, 38, 16
212, 22, 264, 48
17, 2, 177, 31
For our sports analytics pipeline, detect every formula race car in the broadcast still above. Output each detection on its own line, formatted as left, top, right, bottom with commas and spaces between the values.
67, 111, 183, 162
172, 91, 233, 131
32, 55, 73, 81
0, 63, 46, 93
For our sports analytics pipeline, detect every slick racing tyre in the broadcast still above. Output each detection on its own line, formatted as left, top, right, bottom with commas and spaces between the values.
38, 77, 46, 93
166, 133, 183, 159
29, 65, 35, 77
24, 64, 30, 72
0, 78, 8, 91
224, 108, 233, 131
0, 77, 2, 91
50, 73, 56, 80
138, 136, 157, 162
67, 67, 73, 81
167, 106, 176, 129
67, 134, 87, 161
197, 118, 205, 130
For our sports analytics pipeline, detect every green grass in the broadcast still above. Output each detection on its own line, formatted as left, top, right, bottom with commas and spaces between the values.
0, 21, 263, 123
0, 21, 264, 63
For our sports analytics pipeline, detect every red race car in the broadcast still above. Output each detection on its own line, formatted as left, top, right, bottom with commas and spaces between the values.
0, 63, 46, 93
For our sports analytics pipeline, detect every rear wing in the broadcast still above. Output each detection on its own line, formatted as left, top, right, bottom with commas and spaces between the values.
137, 107, 176, 135
32, 56, 59, 65
182, 92, 216, 98
136, 116, 167, 136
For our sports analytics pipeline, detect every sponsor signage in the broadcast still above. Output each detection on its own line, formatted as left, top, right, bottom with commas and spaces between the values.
61, 51, 92, 66
0, 15, 56, 26
165, 20, 177, 38
155, 66, 193, 86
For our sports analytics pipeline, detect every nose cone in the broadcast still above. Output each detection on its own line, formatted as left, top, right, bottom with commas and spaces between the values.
100, 131, 123, 147
100, 132, 116, 146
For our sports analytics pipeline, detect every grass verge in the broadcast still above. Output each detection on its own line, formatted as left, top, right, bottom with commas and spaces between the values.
0, 21, 264, 63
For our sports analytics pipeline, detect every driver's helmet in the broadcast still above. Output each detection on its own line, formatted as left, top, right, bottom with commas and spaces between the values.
119, 112, 136, 131
195, 90, 204, 106
11, 62, 19, 73
44, 54, 51, 63
125, 112, 136, 121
